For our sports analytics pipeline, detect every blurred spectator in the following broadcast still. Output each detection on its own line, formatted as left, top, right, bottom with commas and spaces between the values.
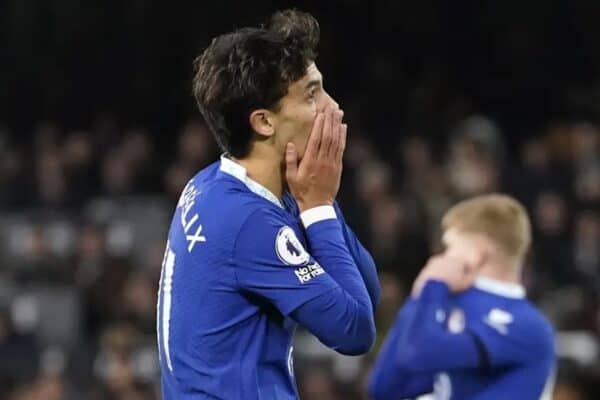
298, 366, 338, 400
532, 191, 574, 290
0, 309, 39, 397
573, 212, 599, 290
373, 273, 404, 348
447, 133, 500, 197
553, 360, 596, 400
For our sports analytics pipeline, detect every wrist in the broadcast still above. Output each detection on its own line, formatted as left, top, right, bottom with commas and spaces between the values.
300, 205, 337, 228
297, 200, 334, 214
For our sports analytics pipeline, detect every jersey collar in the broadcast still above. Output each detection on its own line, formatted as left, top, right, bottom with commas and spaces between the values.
474, 276, 526, 299
219, 155, 284, 209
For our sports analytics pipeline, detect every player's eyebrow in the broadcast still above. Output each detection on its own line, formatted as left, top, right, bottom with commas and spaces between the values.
304, 78, 322, 92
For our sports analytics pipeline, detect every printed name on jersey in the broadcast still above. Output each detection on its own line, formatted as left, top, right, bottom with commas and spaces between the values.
178, 180, 206, 251
287, 346, 295, 377
294, 262, 325, 283
275, 226, 310, 265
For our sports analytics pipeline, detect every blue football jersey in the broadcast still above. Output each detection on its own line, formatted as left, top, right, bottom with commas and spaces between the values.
157, 156, 378, 400
368, 278, 556, 400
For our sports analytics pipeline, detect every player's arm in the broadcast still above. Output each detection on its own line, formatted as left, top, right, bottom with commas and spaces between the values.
381, 255, 482, 373
268, 106, 375, 354
367, 299, 434, 400
290, 207, 376, 354
397, 256, 555, 373
395, 279, 485, 373
332, 201, 380, 310
233, 207, 375, 355
397, 279, 551, 372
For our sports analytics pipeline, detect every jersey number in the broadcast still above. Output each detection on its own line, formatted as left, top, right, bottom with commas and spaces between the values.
157, 241, 176, 372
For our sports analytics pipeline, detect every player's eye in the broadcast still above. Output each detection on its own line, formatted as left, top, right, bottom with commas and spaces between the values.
307, 84, 322, 102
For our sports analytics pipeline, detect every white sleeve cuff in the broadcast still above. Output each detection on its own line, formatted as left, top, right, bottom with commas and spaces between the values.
300, 205, 337, 228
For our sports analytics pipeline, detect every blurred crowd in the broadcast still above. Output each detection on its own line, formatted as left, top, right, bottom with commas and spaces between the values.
2, 1, 600, 398
0, 113, 598, 400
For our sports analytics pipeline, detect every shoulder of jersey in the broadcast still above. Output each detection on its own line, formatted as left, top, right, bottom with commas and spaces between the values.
484, 301, 555, 350
518, 303, 556, 358
199, 177, 288, 230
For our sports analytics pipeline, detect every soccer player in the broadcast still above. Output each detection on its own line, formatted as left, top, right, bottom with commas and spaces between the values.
368, 194, 556, 400
156, 10, 380, 400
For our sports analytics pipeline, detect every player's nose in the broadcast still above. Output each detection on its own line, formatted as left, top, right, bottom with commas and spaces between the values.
321, 90, 339, 111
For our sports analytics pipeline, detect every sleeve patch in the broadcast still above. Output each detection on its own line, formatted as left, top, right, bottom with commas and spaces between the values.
483, 308, 514, 335
276, 226, 310, 266
294, 263, 326, 283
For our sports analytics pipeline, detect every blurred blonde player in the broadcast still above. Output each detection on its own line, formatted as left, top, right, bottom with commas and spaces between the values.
368, 194, 556, 400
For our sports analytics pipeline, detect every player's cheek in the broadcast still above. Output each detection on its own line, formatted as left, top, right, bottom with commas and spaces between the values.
297, 117, 314, 157
287, 103, 313, 143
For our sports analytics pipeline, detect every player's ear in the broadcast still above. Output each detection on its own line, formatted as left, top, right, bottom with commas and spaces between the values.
472, 248, 488, 271
470, 234, 491, 271
249, 109, 276, 138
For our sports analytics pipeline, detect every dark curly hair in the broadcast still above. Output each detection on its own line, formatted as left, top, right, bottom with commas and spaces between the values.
192, 10, 320, 158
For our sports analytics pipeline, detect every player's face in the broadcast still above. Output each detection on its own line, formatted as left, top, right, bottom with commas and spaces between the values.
441, 228, 485, 270
273, 62, 339, 159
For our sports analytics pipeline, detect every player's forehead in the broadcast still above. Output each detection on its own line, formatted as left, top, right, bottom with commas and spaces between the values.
303, 62, 321, 81
288, 62, 322, 94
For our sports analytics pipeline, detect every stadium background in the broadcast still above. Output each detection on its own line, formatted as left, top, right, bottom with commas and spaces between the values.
0, 1, 598, 399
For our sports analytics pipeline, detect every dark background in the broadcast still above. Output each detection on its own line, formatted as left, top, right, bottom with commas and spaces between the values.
2, 1, 600, 143
0, 1, 598, 399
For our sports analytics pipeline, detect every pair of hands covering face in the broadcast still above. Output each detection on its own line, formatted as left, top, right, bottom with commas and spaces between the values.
285, 106, 346, 213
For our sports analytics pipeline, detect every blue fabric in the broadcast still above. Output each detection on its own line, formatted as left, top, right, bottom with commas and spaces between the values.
333, 201, 381, 310
281, 196, 381, 310
157, 160, 378, 399
368, 300, 434, 399
368, 280, 556, 400
291, 217, 376, 355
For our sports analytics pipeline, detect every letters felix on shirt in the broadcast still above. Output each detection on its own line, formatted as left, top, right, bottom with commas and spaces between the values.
178, 181, 206, 252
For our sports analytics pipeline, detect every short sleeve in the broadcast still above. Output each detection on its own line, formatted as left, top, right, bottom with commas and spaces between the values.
468, 307, 555, 368
233, 207, 339, 315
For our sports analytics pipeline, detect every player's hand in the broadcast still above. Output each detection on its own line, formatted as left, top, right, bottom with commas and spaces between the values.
411, 255, 478, 297
285, 106, 347, 213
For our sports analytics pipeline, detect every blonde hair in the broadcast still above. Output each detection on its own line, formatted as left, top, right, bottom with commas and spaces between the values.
442, 194, 532, 261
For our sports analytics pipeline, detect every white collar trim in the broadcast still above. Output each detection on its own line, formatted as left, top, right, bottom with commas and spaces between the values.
474, 276, 526, 299
219, 155, 283, 209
